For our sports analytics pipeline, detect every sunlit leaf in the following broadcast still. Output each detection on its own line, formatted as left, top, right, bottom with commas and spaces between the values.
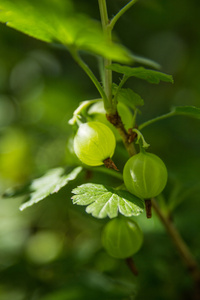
72, 183, 144, 219
0, 0, 131, 62
108, 64, 174, 84
19, 167, 82, 211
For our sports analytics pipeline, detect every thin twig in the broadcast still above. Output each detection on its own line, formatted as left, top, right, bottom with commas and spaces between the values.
139, 111, 175, 130
109, 0, 138, 31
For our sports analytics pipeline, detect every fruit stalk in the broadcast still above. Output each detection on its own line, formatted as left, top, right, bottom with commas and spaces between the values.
126, 257, 139, 276
145, 199, 152, 218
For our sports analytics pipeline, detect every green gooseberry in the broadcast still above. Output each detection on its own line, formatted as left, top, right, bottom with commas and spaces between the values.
102, 218, 143, 259
123, 151, 168, 199
73, 121, 116, 166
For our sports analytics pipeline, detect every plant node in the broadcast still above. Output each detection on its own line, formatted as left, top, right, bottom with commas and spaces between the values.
106, 112, 124, 128
106, 112, 137, 156
128, 128, 138, 143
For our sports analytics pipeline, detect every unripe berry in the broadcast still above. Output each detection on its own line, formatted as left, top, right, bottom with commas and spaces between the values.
74, 122, 116, 166
123, 152, 168, 199
102, 218, 143, 259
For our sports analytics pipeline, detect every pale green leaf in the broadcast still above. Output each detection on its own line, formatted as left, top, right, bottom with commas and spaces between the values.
0, 0, 131, 62
171, 106, 200, 119
19, 167, 82, 211
108, 64, 174, 84
72, 183, 144, 219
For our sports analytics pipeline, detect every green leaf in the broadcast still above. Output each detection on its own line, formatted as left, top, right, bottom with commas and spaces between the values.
72, 183, 144, 219
19, 167, 82, 211
108, 64, 174, 84
171, 106, 200, 119
0, 0, 131, 62
113, 85, 144, 109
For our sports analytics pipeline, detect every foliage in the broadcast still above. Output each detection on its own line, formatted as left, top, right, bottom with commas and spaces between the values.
72, 183, 144, 218
108, 64, 174, 84
19, 167, 82, 210
0, 0, 131, 62
0, 1, 200, 300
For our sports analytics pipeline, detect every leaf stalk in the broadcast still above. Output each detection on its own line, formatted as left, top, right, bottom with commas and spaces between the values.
69, 48, 109, 109
109, 0, 138, 31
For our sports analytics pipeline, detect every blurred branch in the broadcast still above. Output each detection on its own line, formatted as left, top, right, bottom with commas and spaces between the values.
152, 198, 200, 296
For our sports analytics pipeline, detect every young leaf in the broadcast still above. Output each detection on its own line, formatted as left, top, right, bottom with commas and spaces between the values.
113, 85, 144, 109
171, 106, 200, 119
72, 183, 144, 219
108, 64, 174, 84
19, 167, 82, 211
0, 1, 131, 63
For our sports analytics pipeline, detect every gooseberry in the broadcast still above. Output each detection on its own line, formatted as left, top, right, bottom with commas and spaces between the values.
123, 151, 168, 199
73, 121, 116, 166
102, 218, 143, 259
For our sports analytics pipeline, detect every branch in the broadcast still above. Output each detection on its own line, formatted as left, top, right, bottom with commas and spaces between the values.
152, 198, 200, 289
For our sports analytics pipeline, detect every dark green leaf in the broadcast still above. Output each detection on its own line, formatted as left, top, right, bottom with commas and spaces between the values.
172, 106, 200, 119
0, 0, 131, 62
19, 167, 82, 211
108, 64, 174, 84
72, 183, 144, 219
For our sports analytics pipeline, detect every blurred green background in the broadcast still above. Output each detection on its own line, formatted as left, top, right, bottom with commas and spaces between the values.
0, 0, 200, 299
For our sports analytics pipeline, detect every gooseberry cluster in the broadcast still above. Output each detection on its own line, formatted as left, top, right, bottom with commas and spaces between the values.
73, 117, 168, 259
